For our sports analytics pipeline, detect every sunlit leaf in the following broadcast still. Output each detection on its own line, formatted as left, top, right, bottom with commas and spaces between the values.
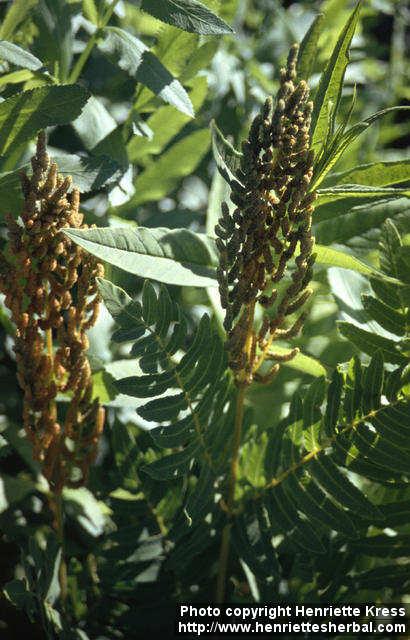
140, 0, 233, 35
99, 27, 193, 117
0, 85, 89, 158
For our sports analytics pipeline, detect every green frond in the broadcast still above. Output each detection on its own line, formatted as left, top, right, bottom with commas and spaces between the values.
98, 278, 233, 532
235, 350, 410, 593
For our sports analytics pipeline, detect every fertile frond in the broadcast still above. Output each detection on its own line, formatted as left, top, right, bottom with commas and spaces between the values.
0, 133, 104, 490
214, 44, 316, 386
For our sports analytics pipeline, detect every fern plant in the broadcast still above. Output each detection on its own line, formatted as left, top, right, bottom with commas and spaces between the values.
1, 0, 410, 636
62, 2, 410, 608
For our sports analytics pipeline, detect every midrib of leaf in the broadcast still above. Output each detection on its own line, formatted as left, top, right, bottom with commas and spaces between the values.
255, 397, 405, 497
121, 303, 217, 473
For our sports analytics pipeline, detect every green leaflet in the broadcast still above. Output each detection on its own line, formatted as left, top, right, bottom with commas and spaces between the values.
0, 0, 39, 41
314, 245, 385, 279
151, 25, 199, 77
35, 537, 62, 605
92, 360, 152, 410
72, 95, 117, 151
317, 185, 410, 204
350, 417, 410, 476
310, 2, 361, 154
380, 501, 410, 527
343, 355, 363, 424
350, 536, 410, 559
143, 442, 199, 480
296, 13, 324, 81
362, 295, 406, 336
120, 128, 210, 210
168, 517, 222, 569
66, 224, 390, 287
267, 347, 327, 378
1, 424, 40, 474
0, 40, 42, 70
324, 369, 343, 437
0, 69, 36, 89
361, 351, 384, 413
140, 0, 233, 35
232, 506, 281, 579
303, 375, 327, 434
314, 198, 410, 247
323, 159, 410, 188
180, 40, 219, 82
333, 220, 410, 362
210, 119, 243, 184
128, 76, 208, 163
311, 106, 410, 190
338, 322, 405, 365
63, 487, 108, 537
133, 25, 200, 111
266, 485, 326, 554
65, 226, 218, 288
379, 219, 410, 284
283, 471, 358, 537
3, 580, 37, 622
206, 161, 232, 238
370, 277, 402, 311
99, 27, 193, 117
0, 85, 90, 158
34, 0, 73, 83
309, 455, 381, 520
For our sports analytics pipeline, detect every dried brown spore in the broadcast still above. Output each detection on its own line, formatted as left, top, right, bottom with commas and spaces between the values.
0, 132, 105, 491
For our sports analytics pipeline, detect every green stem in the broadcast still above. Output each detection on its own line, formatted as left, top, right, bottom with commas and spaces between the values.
45, 328, 68, 609
55, 493, 68, 608
68, 0, 121, 84
216, 300, 256, 602
215, 384, 246, 603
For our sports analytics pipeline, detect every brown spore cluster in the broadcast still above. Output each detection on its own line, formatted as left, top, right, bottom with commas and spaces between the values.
215, 44, 317, 386
0, 132, 105, 491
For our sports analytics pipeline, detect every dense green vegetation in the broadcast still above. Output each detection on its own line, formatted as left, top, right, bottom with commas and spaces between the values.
0, 0, 409, 638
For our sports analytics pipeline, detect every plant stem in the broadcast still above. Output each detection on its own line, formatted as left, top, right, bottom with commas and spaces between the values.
216, 384, 246, 603
46, 327, 53, 363
46, 328, 68, 608
216, 300, 256, 602
68, 0, 120, 84
55, 492, 68, 608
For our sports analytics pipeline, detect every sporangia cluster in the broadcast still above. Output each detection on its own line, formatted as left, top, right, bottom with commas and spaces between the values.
0, 132, 104, 491
215, 44, 317, 386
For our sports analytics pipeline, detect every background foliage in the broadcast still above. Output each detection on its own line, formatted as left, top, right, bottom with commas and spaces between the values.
0, 0, 409, 638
